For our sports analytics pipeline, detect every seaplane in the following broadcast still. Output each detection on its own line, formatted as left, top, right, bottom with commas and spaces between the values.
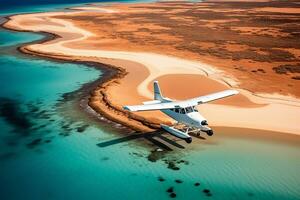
123, 81, 238, 143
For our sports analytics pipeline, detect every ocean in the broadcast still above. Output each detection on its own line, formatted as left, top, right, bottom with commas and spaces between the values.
0, 1, 299, 200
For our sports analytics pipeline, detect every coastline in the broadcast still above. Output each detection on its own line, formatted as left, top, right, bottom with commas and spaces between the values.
1, 15, 155, 133
2, 4, 300, 137
16, 33, 160, 132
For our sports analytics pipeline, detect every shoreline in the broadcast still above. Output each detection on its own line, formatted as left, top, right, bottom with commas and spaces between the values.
17, 34, 160, 132
2, 4, 300, 137
1, 15, 155, 133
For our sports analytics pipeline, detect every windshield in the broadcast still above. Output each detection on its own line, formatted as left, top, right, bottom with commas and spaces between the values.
186, 107, 193, 113
193, 106, 198, 112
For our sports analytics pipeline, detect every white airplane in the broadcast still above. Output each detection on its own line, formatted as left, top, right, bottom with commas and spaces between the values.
123, 81, 238, 143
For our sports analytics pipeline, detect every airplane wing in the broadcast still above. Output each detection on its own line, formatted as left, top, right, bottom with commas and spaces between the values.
123, 89, 238, 112
124, 101, 178, 111
180, 89, 239, 105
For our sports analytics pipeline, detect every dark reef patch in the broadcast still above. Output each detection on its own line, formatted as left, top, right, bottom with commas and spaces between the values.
175, 179, 183, 184
59, 121, 75, 136
158, 176, 165, 182
203, 189, 212, 197
147, 151, 189, 171
27, 138, 42, 148
170, 193, 176, 198
165, 160, 180, 171
76, 124, 89, 133
132, 152, 144, 158
147, 149, 165, 162
45, 139, 51, 143
59, 132, 71, 137
203, 189, 210, 193
0, 97, 33, 136
176, 159, 189, 165
166, 187, 174, 193
27, 104, 39, 113
0, 96, 85, 150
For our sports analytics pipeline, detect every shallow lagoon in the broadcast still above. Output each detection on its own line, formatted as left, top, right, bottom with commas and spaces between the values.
0, 2, 299, 200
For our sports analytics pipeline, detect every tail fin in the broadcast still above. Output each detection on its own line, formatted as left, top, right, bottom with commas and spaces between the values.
154, 81, 164, 101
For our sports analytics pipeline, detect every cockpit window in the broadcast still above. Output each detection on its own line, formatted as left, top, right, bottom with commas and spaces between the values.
193, 106, 198, 112
186, 107, 193, 113
174, 107, 197, 114
180, 108, 186, 114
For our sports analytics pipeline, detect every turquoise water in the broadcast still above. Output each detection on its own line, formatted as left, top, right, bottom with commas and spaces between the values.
0, 2, 300, 200
0, 3, 83, 16
0, 0, 157, 16
0, 29, 43, 47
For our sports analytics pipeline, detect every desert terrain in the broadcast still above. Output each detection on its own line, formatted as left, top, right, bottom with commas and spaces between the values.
64, 0, 300, 96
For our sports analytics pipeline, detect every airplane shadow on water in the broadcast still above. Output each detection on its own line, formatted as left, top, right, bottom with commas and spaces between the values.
97, 129, 206, 151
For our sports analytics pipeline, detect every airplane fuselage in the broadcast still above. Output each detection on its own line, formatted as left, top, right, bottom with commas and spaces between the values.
161, 107, 211, 132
